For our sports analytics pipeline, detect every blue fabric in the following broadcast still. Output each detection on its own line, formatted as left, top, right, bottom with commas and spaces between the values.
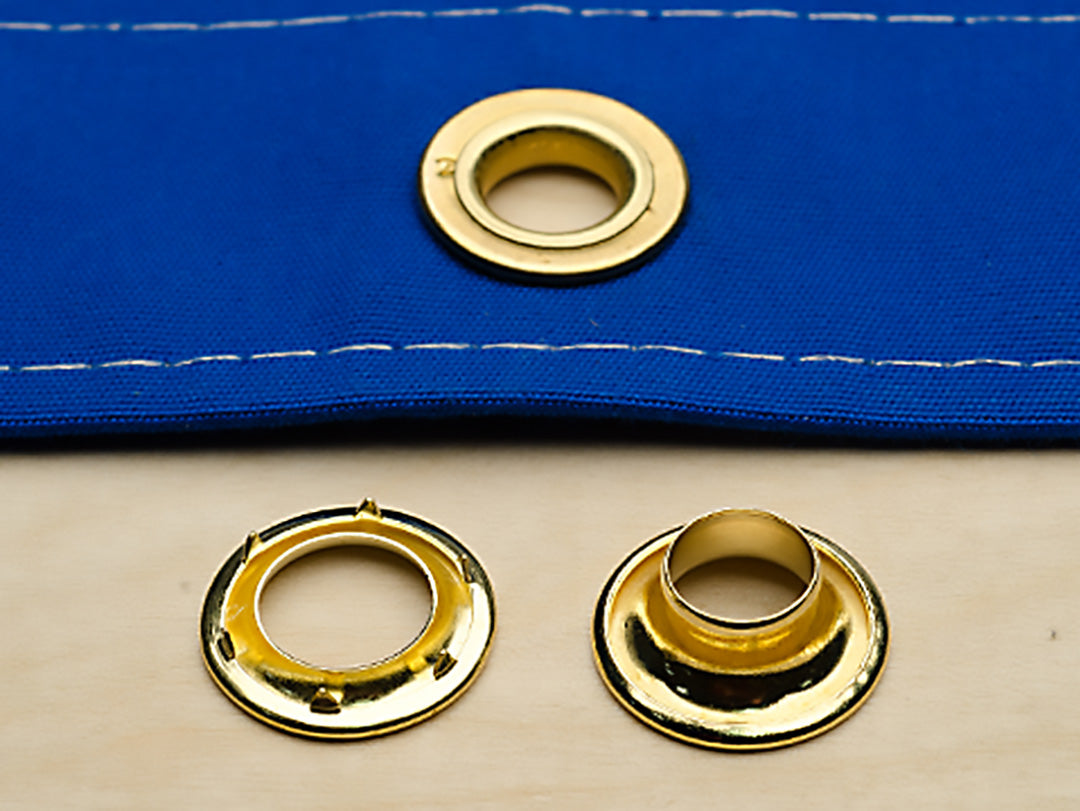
2, 0, 1079, 440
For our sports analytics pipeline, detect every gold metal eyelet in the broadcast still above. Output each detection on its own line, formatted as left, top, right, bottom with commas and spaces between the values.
592, 509, 889, 750
419, 88, 688, 283
200, 500, 495, 739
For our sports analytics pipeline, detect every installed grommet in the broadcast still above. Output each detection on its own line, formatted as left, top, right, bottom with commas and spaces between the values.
200, 500, 495, 739
419, 88, 687, 283
592, 509, 889, 750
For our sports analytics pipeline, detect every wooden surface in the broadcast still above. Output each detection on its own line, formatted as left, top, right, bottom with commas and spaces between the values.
3, 437, 1079, 809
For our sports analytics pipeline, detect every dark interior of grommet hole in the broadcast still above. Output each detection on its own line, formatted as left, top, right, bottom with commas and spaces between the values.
259, 546, 432, 669
675, 557, 808, 621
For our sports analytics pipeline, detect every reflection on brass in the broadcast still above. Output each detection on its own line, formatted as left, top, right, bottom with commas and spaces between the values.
200, 501, 496, 739
419, 88, 688, 282
592, 509, 889, 750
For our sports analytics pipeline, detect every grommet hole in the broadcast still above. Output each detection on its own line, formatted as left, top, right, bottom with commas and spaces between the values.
486, 166, 618, 234
675, 557, 808, 622
259, 547, 432, 669
477, 126, 630, 234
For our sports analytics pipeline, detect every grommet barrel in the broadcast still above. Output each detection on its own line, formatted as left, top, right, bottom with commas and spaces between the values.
592, 509, 889, 750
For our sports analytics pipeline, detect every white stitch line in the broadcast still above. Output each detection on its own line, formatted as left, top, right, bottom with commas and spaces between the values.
807, 11, 878, 21
886, 13, 955, 22
660, 8, 728, 15
481, 342, 556, 350
21, 363, 92, 371
964, 14, 1032, 22
130, 22, 202, 31
403, 342, 472, 350
6, 344, 1080, 371
874, 359, 945, 367
206, 19, 281, 29
799, 354, 866, 364
171, 354, 243, 366
327, 343, 395, 353
554, 342, 634, 350
509, 3, 575, 12
8, 8, 1080, 31
948, 358, 1025, 367
250, 350, 319, 360
0, 21, 52, 30
732, 8, 799, 17
353, 10, 428, 18
723, 351, 786, 361
581, 8, 650, 16
98, 359, 167, 368
433, 8, 501, 16
281, 15, 352, 26
638, 344, 708, 355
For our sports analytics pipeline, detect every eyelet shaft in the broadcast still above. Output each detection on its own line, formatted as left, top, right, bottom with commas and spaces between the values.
593, 508, 889, 750
660, 510, 823, 665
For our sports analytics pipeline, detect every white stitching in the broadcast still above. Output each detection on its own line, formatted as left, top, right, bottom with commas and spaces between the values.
170, 354, 245, 367
806, 12, 878, 20
20, 363, 92, 371
98, 359, 168, 368
873, 359, 945, 367
1031, 359, 1080, 367
581, 8, 650, 16
6, 7, 1080, 31
433, 8, 502, 16
509, 3, 575, 12
731, 8, 799, 17
352, 10, 428, 18
963, 14, 1032, 23
0, 21, 52, 30
886, 13, 955, 22
250, 350, 319, 360
946, 358, 1025, 367
326, 343, 395, 353
6, 343, 1080, 371
722, 351, 786, 361
280, 15, 352, 26
799, 354, 866, 364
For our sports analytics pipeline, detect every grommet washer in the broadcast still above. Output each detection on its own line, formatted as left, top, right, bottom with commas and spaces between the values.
592, 509, 889, 750
200, 500, 495, 739
419, 88, 688, 283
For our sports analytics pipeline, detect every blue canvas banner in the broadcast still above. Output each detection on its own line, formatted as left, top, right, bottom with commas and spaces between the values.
2, 0, 1079, 439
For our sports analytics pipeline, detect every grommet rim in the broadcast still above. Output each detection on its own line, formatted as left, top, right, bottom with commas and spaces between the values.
592, 509, 889, 750
419, 88, 688, 283
200, 500, 495, 739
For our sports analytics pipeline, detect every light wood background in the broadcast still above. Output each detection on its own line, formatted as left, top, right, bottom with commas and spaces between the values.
3, 178, 1078, 809
2, 434, 1078, 809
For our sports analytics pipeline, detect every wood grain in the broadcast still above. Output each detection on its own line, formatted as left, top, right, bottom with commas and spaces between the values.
2, 441, 1077, 808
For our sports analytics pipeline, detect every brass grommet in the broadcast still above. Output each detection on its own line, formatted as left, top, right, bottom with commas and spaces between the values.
419, 88, 688, 283
200, 500, 495, 739
592, 509, 889, 750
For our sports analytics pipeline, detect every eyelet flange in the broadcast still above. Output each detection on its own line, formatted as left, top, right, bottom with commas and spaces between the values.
200, 500, 495, 739
592, 509, 889, 750
419, 88, 688, 283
